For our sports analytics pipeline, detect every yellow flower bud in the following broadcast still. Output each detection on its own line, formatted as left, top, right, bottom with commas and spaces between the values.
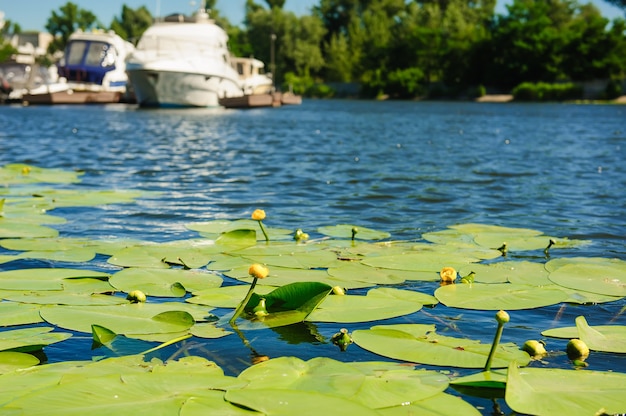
248, 263, 269, 279
566, 339, 590, 361
439, 266, 457, 283
495, 310, 510, 324
251, 209, 266, 221
522, 340, 547, 357
127, 290, 147, 303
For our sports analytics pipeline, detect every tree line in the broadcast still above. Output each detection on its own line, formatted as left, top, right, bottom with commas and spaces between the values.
2, 0, 625, 99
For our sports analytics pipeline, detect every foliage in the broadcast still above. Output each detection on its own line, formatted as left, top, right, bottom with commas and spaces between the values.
109, 5, 152, 45
45, 2, 100, 55
512, 81, 583, 101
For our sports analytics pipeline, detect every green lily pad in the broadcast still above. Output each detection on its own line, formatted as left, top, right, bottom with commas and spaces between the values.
39, 303, 204, 336
235, 357, 448, 409
505, 362, 626, 416
575, 315, 626, 353
0, 221, 59, 238
449, 369, 508, 398
0, 351, 40, 374
1, 291, 126, 306
225, 388, 379, 415
543, 320, 626, 343
236, 282, 333, 328
186, 219, 292, 240
0, 268, 110, 291
378, 391, 482, 415
0, 164, 82, 184
548, 261, 626, 296
0, 327, 72, 352
327, 262, 416, 284
435, 283, 569, 310
306, 288, 428, 323
187, 285, 275, 308
317, 224, 391, 240
458, 261, 551, 285
559, 287, 623, 304
225, 265, 371, 289
1, 248, 96, 264
0, 302, 43, 326
352, 324, 530, 368
110, 268, 222, 297
2, 361, 243, 415
363, 251, 479, 272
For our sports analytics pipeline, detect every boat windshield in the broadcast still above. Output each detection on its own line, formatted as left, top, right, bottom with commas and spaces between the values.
59, 40, 118, 84
66, 41, 117, 68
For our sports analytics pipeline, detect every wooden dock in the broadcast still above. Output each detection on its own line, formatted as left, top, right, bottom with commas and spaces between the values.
219, 92, 301, 109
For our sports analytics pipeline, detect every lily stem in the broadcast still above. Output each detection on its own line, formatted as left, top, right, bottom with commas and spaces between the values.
484, 321, 505, 372
258, 220, 270, 242
229, 277, 259, 325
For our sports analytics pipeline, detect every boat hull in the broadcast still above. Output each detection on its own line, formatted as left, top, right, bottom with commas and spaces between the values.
127, 69, 242, 108
22, 89, 122, 105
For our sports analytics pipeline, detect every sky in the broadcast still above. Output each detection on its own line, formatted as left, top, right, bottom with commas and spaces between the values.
0, 0, 624, 31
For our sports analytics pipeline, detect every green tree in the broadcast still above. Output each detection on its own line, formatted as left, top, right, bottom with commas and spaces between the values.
486, 0, 573, 88
560, 4, 624, 80
109, 5, 152, 44
0, 20, 20, 62
245, 2, 325, 86
45, 2, 100, 55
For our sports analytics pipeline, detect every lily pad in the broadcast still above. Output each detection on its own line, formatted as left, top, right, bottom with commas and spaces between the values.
352, 324, 530, 368
0, 268, 110, 291
225, 388, 379, 415
0, 327, 72, 352
505, 362, 626, 416
2, 361, 243, 415
110, 268, 222, 297
0, 164, 82, 184
235, 357, 448, 409
363, 252, 479, 272
458, 261, 551, 285
327, 262, 416, 284
575, 315, 626, 353
0, 351, 40, 374
237, 282, 333, 328
435, 283, 569, 310
317, 224, 390, 240
306, 288, 429, 323
543, 320, 626, 343
39, 303, 206, 336
187, 285, 275, 308
378, 392, 482, 416
548, 261, 626, 297
0, 302, 44, 326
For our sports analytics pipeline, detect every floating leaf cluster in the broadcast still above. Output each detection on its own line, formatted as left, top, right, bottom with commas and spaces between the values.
0, 164, 625, 415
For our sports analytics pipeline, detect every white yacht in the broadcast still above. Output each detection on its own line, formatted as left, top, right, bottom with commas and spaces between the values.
22, 30, 134, 104
126, 9, 270, 107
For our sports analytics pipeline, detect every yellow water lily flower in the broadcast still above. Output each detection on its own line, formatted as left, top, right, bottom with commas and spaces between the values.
439, 266, 457, 283
251, 209, 266, 221
248, 263, 269, 279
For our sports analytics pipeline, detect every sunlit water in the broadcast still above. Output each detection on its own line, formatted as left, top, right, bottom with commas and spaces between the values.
1, 100, 625, 413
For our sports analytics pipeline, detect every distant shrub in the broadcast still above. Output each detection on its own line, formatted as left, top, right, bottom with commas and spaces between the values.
512, 82, 583, 101
306, 83, 335, 98
386, 67, 426, 99
604, 79, 623, 100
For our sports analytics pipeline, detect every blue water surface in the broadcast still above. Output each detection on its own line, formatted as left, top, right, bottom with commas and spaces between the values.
1, 100, 625, 413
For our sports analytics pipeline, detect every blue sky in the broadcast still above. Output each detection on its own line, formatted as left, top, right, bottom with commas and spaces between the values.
0, 0, 623, 31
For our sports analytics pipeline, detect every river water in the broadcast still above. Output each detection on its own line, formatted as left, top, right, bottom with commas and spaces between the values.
1, 100, 625, 412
